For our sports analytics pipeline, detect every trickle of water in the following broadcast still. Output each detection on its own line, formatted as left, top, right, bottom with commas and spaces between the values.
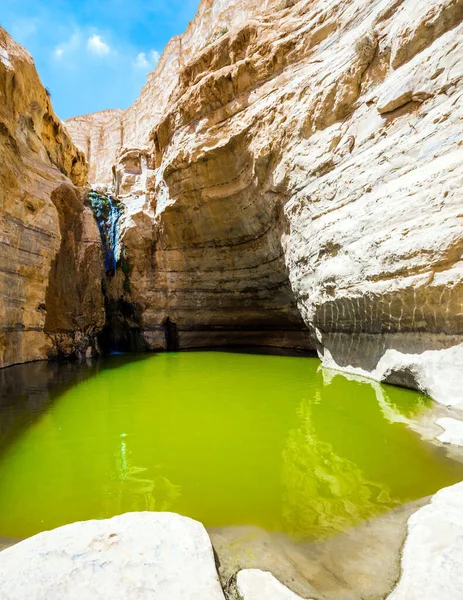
88, 190, 122, 273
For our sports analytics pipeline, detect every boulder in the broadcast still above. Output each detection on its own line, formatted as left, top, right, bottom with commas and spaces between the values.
0, 512, 225, 600
387, 482, 463, 600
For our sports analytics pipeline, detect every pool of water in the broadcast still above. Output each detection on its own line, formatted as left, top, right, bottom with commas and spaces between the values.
0, 351, 462, 541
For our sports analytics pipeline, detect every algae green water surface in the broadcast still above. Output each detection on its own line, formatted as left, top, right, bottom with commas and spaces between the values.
0, 351, 462, 541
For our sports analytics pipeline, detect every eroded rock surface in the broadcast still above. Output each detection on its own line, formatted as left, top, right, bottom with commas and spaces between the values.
64, 0, 462, 399
0, 27, 105, 367
0, 512, 225, 600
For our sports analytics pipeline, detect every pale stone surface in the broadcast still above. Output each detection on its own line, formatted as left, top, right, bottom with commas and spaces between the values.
436, 417, 463, 446
387, 482, 463, 600
321, 340, 463, 409
237, 569, 308, 599
0, 512, 225, 600
65, 110, 124, 184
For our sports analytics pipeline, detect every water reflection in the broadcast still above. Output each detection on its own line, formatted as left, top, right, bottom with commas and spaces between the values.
104, 434, 182, 514
282, 397, 395, 540
0, 352, 461, 541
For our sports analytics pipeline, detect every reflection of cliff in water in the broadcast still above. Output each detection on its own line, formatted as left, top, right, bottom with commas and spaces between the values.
281, 367, 460, 541
0, 361, 97, 456
282, 396, 395, 540
101, 434, 182, 515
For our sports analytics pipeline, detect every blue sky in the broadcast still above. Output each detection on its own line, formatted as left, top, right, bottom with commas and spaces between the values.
1, 0, 199, 119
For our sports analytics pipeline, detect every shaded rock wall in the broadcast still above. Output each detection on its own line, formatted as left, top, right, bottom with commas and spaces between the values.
0, 27, 105, 368
63, 0, 462, 402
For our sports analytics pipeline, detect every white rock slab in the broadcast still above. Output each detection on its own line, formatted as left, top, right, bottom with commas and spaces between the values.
436, 417, 463, 447
0, 512, 225, 600
387, 482, 463, 600
237, 569, 309, 599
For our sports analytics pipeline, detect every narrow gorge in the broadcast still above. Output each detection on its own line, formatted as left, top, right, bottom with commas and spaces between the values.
1, 0, 463, 598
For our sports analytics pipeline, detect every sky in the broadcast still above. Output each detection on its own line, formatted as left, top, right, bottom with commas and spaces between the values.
1, 0, 199, 120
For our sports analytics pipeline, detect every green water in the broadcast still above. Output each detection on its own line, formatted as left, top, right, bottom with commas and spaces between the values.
0, 351, 462, 541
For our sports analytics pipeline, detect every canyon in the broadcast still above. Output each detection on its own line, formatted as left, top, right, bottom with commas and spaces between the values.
1, 0, 462, 409
65, 0, 463, 409
1, 0, 463, 597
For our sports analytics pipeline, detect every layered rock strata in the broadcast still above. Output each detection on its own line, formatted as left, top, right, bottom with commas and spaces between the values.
0, 27, 105, 368
66, 0, 463, 402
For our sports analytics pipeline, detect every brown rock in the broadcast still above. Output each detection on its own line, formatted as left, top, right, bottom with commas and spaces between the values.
0, 27, 105, 367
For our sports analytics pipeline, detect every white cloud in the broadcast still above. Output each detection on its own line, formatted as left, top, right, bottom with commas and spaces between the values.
134, 52, 150, 69
87, 35, 110, 55
52, 32, 81, 60
132, 49, 160, 70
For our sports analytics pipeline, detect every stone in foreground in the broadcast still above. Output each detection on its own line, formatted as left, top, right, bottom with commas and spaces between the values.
237, 569, 309, 599
0, 512, 225, 600
388, 482, 463, 600
436, 417, 463, 447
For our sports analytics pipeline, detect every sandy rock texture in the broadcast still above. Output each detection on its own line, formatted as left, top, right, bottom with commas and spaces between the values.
387, 481, 463, 600
237, 569, 308, 599
0, 512, 225, 600
0, 27, 105, 368
66, 110, 124, 184
65, 0, 462, 397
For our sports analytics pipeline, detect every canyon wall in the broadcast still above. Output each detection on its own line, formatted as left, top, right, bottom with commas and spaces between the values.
2, 0, 462, 405
66, 0, 463, 404
0, 27, 105, 368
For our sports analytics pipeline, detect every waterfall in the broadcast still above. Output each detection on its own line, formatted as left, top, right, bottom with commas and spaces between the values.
88, 191, 122, 274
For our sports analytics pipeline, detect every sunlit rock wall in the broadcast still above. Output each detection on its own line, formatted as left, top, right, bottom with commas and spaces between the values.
279, 0, 463, 406
0, 27, 105, 368
66, 0, 463, 400
66, 109, 123, 185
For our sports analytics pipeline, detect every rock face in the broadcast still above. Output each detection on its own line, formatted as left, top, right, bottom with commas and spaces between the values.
387, 481, 463, 600
1, 0, 462, 400
66, 110, 124, 184
0, 512, 225, 600
64, 0, 462, 400
0, 27, 105, 368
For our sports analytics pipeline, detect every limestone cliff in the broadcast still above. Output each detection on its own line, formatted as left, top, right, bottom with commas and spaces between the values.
0, 27, 105, 368
65, 0, 463, 404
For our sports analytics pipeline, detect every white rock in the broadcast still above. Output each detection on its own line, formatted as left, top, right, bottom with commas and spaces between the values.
387, 482, 463, 600
436, 417, 463, 446
0, 512, 225, 600
236, 569, 309, 599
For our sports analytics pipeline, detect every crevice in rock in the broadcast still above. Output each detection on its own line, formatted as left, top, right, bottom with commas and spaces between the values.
162, 317, 179, 352
98, 297, 148, 354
